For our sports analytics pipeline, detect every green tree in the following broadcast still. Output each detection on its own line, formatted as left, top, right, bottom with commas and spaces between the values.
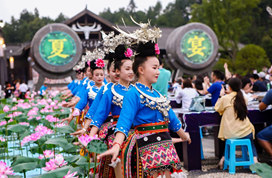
156, 0, 199, 27
2, 9, 67, 43
191, 0, 260, 60
234, 44, 270, 75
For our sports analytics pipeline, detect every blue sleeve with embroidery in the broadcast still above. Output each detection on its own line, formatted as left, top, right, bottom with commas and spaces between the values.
75, 89, 88, 111
115, 89, 139, 137
75, 86, 86, 97
90, 89, 113, 128
67, 81, 74, 90
71, 85, 79, 95
85, 85, 105, 119
168, 108, 182, 132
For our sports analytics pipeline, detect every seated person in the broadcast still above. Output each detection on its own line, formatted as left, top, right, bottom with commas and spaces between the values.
175, 79, 199, 109
241, 77, 257, 102
258, 90, 272, 165
203, 70, 225, 106
215, 78, 257, 169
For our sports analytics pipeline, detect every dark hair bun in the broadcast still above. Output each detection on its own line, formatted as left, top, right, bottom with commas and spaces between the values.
136, 41, 156, 57
90, 60, 99, 70
104, 52, 115, 64
114, 44, 130, 61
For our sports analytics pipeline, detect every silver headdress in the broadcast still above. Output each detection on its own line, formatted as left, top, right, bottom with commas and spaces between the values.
113, 16, 162, 44
82, 48, 105, 62
101, 31, 135, 54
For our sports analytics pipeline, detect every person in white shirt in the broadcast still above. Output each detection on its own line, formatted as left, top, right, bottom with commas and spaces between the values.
175, 78, 199, 109
172, 77, 182, 94
241, 77, 257, 103
19, 81, 28, 99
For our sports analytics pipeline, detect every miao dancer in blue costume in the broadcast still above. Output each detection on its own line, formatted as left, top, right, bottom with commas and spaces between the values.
88, 43, 135, 178
68, 57, 106, 130
71, 52, 119, 135
97, 20, 191, 178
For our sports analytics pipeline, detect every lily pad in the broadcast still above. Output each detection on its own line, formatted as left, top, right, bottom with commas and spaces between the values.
35, 166, 71, 178
12, 162, 37, 173
55, 125, 74, 134
7, 124, 29, 133
87, 139, 108, 154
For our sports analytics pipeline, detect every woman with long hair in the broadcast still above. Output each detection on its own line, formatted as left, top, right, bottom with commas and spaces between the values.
215, 78, 257, 168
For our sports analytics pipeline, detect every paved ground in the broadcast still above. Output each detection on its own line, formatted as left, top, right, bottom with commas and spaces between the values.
180, 135, 268, 178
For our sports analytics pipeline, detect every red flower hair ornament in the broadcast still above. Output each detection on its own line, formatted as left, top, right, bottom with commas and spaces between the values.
95, 59, 105, 68
154, 43, 160, 55
124, 48, 133, 58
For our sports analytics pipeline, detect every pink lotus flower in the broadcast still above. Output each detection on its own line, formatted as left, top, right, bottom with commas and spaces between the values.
53, 106, 59, 110
19, 122, 29, 126
154, 43, 160, 55
0, 137, 6, 142
63, 171, 78, 178
54, 154, 67, 167
42, 154, 67, 171
45, 115, 59, 122
36, 116, 41, 120
12, 98, 17, 102
17, 103, 31, 109
43, 159, 58, 171
11, 106, 17, 111
3, 106, 9, 112
72, 109, 80, 117
0, 161, 14, 177
21, 126, 54, 146
8, 119, 13, 123
78, 134, 99, 147
0, 121, 7, 127
43, 150, 54, 158
35, 125, 49, 132
12, 112, 22, 117
95, 59, 105, 68
27, 108, 38, 117
124, 48, 133, 58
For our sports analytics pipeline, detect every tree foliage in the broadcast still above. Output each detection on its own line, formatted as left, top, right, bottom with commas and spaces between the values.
2, 9, 68, 43
99, 0, 199, 27
234, 44, 270, 75
190, 0, 260, 60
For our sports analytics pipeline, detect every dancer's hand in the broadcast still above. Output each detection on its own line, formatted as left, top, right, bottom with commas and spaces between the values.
70, 129, 86, 136
185, 132, 191, 144
61, 116, 73, 124
97, 144, 120, 163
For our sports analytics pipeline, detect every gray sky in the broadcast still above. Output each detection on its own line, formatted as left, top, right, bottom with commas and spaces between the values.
0, 0, 175, 23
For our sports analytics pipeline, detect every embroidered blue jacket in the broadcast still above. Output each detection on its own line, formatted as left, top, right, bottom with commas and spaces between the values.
68, 79, 80, 92
76, 79, 95, 98
71, 77, 87, 96
115, 83, 182, 137
91, 83, 133, 128
74, 81, 103, 111
85, 82, 113, 119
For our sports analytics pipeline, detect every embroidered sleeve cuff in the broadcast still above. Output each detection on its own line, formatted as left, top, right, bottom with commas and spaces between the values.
114, 127, 128, 138
85, 113, 92, 119
90, 120, 102, 129
170, 122, 182, 132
